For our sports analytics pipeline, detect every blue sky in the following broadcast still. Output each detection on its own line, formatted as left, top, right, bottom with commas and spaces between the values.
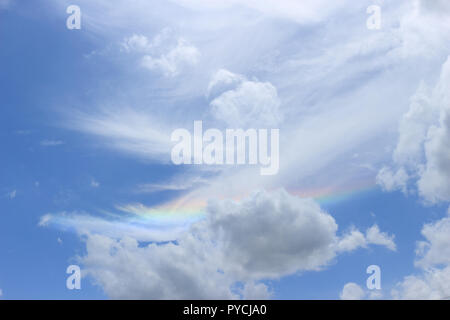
1, 0, 450, 300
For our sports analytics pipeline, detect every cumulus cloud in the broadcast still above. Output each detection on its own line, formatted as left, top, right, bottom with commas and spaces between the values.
392, 83, 435, 167
337, 225, 396, 253
377, 56, 450, 203
366, 225, 397, 251
208, 69, 282, 128
392, 214, 450, 299
207, 69, 246, 99
415, 216, 450, 269
392, 266, 450, 300
376, 167, 409, 194
141, 39, 200, 77
121, 34, 153, 53
240, 282, 272, 300
340, 282, 383, 300
203, 190, 338, 279
75, 190, 395, 299
340, 283, 365, 300
82, 234, 238, 299
418, 105, 450, 203
119, 29, 201, 77
336, 229, 367, 252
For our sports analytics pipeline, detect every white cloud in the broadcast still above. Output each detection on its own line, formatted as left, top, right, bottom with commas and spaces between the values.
91, 179, 100, 188
49, 0, 450, 205
33, 0, 443, 300
376, 167, 409, 194
38, 214, 52, 227
418, 0, 450, 13
131, 32, 200, 77
67, 108, 173, 163
366, 225, 397, 251
418, 104, 450, 203
172, 0, 353, 24
240, 282, 272, 300
40, 140, 64, 147
340, 282, 384, 300
415, 216, 450, 269
340, 283, 365, 300
0, 288, 3, 298
121, 34, 153, 53
74, 190, 394, 299
392, 266, 450, 300
117, 30, 201, 77
137, 176, 208, 193
38, 211, 192, 243
207, 69, 245, 99
82, 234, 238, 299
141, 39, 200, 77
378, 56, 450, 204
6, 190, 16, 200
203, 190, 339, 279
337, 225, 396, 253
392, 214, 450, 299
208, 69, 282, 128
396, 0, 450, 59
392, 82, 435, 167
336, 229, 366, 252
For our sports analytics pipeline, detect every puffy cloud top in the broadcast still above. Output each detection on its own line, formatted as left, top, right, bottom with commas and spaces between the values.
80, 190, 395, 299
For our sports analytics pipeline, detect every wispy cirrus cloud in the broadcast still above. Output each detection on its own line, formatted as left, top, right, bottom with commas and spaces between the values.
40, 139, 64, 147
4, 190, 17, 200
40, 0, 450, 300
66, 107, 173, 162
